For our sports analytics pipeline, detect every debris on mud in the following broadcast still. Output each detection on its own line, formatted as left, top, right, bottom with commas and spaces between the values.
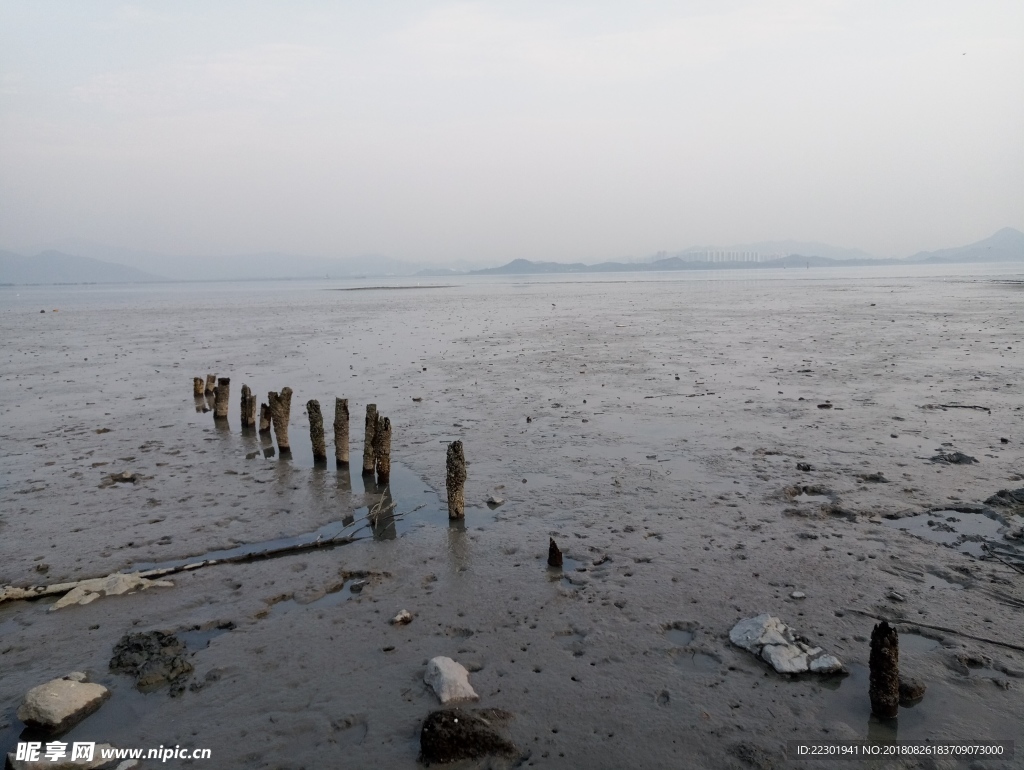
985, 487, 1024, 514
424, 656, 479, 704
17, 674, 110, 734
49, 573, 174, 611
857, 472, 889, 483
98, 471, 138, 488
109, 631, 194, 695
729, 614, 845, 675
929, 451, 978, 465
391, 609, 413, 625
419, 708, 517, 764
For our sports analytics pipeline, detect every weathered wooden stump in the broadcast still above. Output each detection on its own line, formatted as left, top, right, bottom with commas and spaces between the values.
240, 384, 256, 428
869, 621, 899, 720
374, 416, 392, 484
308, 399, 327, 463
334, 398, 350, 466
446, 440, 467, 519
362, 404, 378, 476
193, 377, 205, 397
268, 387, 293, 452
258, 403, 272, 433
548, 538, 563, 568
214, 378, 230, 419
205, 374, 217, 394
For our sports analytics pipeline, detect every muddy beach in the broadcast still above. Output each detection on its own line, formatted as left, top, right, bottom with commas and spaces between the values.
1, 268, 1023, 769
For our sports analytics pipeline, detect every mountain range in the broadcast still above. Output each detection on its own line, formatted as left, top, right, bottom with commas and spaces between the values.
1, 228, 1022, 285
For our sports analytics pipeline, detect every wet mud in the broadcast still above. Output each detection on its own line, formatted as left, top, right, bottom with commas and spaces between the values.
1, 269, 1023, 768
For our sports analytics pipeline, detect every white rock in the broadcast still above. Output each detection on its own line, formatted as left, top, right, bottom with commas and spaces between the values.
761, 644, 808, 674
729, 614, 844, 676
66, 672, 88, 683
790, 591, 806, 599
486, 495, 504, 506
50, 573, 173, 611
7, 743, 119, 770
424, 656, 479, 704
391, 610, 413, 625
809, 655, 845, 674
17, 677, 110, 732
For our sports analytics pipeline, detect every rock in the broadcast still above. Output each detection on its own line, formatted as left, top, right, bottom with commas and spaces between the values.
425, 656, 479, 704
899, 676, 927, 705
17, 676, 110, 733
985, 487, 1024, 513
796, 463, 813, 472
419, 708, 516, 764
929, 451, 978, 465
547, 538, 563, 568
109, 631, 193, 693
66, 672, 87, 683
391, 609, 413, 625
790, 591, 806, 599
50, 573, 173, 611
887, 591, 906, 603
349, 579, 367, 594
486, 495, 504, 508
857, 472, 889, 483
7, 743, 124, 769
817, 403, 832, 409
729, 614, 845, 675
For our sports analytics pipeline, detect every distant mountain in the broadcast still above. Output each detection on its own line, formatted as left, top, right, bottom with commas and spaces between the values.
662, 240, 877, 262
906, 227, 1024, 263
0, 250, 160, 284
472, 258, 591, 275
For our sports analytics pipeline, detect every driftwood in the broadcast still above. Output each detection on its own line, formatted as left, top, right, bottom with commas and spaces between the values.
919, 404, 991, 414
845, 608, 1024, 654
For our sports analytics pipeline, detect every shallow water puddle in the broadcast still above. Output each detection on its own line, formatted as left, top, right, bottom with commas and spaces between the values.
899, 632, 942, 654
132, 462, 492, 573
884, 509, 1021, 562
671, 648, 720, 673
665, 628, 695, 646
266, 582, 357, 618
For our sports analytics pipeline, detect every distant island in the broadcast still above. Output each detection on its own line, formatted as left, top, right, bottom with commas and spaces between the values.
2, 228, 1022, 285
464, 227, 1024, 276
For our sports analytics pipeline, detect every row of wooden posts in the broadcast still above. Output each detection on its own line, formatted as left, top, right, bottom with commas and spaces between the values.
193, 375, 467, 519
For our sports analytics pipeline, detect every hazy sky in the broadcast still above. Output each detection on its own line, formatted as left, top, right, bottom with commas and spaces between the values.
1, 1, 1022, 263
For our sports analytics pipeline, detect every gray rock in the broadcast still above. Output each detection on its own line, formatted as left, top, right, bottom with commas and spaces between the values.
50, 572, 173, 611
729, 614, 845, 675
390, 609, 413, 625
17, 676, 110, 733
425, 656, 479, 704
899, 676, 927, 704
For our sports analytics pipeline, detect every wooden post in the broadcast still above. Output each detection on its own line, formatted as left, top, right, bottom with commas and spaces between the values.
374, 416, 392, 484
214, 377, 230, 419
362, 404, 377, 476
193, 377, 205, 397
259, 403, 272, 433
240, 384, 256, 427
548, 538, 563, 567
869, 621, 899, 720
308, 399, 327, 463
446, 440, 467, 519
205, 374, 217, 394
334, 398, 350, 466
268, 387, 293, 452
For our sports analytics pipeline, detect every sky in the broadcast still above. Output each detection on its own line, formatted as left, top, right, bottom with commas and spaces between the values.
1, 1, 1022, 265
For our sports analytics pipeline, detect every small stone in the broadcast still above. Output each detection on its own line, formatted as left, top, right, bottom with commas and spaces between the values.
425, 656, 479, 704
65, 672, 87, 683
809, 655, 845, 674
17, 677, 110, 733
391, 609, 413, 625
790, 591, 806, 599
349, 579, 367, 594
486, 495, 504, 508
817, 403, 832, 409
899, 676, 927, 704
796, 463, 813, 471
887, 591, 905, 603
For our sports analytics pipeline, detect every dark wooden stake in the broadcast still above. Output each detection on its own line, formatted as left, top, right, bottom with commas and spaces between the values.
446, 440, 467, 519
334, 398, 349, 466
374, 415, 392, 484
205, 374, 217, 394
214, 377, 230, 419
869, 621, 899, 720
240, 384, 256, 427
259, 403, 272, 433
268, 387, 293, 452
362, 404, 377, 476
548, 538, 563, 568
308, 399, 327, 463
193, 377, 205, 397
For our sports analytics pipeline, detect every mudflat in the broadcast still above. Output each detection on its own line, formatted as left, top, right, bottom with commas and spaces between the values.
1, 269, 1022, 768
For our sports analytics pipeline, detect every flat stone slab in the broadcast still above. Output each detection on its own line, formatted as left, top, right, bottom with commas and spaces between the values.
50, 573, 173, 611
730, 614, 845, 675
425, 656, 479, 704
17, 676, 111, 733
